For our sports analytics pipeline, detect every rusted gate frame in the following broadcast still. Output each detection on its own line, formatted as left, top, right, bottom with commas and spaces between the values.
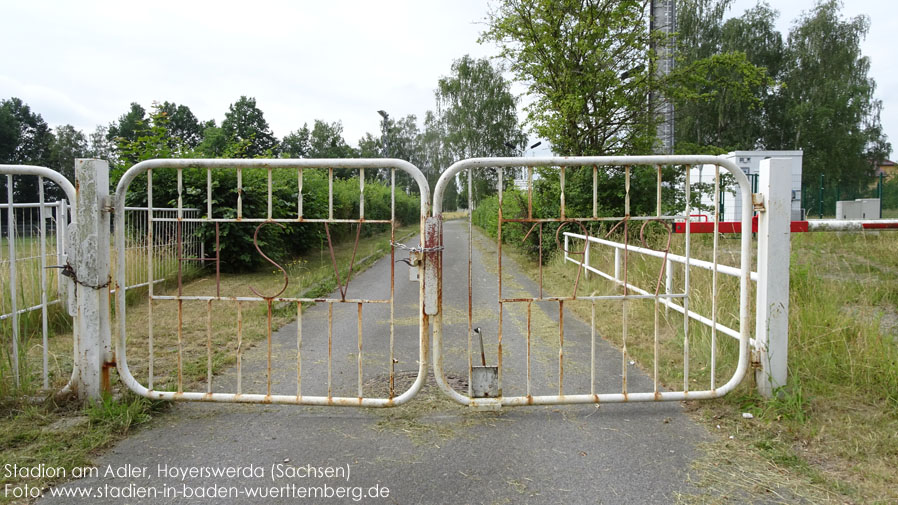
113, 159, 431, 406
430, 156, 753, 408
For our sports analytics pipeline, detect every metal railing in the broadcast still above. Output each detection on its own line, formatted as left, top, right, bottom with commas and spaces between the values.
1, 169, 206, 394
0, 166, 75, 393
119, 207, 203, 291
562, 231, 758, 346
5, 156, 796, 404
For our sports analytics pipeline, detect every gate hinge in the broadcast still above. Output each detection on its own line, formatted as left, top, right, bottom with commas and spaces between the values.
750, 349, 762, 370
752, 193, 765, 212
101, 196, 115, 213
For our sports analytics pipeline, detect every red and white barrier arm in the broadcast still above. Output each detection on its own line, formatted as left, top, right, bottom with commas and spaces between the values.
674, 217, 898, 233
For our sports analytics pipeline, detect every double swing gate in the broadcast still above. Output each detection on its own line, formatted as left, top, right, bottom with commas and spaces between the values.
2, 155, 759, 407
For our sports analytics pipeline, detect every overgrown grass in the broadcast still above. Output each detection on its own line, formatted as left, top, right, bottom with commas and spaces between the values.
442, 210, 469, 221
1, 236, 200, 397
1, 235, 69, 397
0, 391, 166, 504
0, 223, 416, 504
488, 219, 898, 503
113, 222, 418, 392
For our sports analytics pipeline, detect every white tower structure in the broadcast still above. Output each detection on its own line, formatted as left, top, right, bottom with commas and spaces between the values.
651, 0, 676, 154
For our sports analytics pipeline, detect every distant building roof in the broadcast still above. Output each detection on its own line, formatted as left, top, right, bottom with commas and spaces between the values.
875, 159, 897, 177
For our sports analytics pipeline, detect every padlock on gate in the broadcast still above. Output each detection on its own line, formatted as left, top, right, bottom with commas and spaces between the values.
407, 250, 420, 282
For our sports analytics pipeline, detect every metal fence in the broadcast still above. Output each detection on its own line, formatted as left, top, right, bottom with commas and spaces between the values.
5, 157, 799, 404
0, 168, 75, 393
119, 207, 203, 291
1, 199, 69, 391
804, 172, 898, 219
562, 230, 758, 347
1, 168, 203, 394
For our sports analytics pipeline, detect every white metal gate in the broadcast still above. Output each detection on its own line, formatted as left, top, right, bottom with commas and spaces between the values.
430, 156, 754, 408
112, 159, 431, 406
3, 155, 804, 406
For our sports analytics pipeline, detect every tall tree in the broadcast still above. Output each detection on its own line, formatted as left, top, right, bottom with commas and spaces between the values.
356, 132, 381, 159
435, 55, 523, 159
280, 124, 311, 158
0, 97, 54, 202
158, 101, 209, 150
195, 126, 230, 157
379, 114, 425, 192
434, 55, 524, 203
308, 120, 357, 159
49, 124, 87, 186
86, 125, 117, 163
672, 0, 776, 152
721, 3, 786, 149
675, 0, 733, 65
306, 119, 358, 180
115, 104, 179, 165
481, 1, 656, 156
669, 51, 772, 152
221, 96, 278, 158
419, 110, 451, 190
107, 103, 148, 155
779, 0, 889, 208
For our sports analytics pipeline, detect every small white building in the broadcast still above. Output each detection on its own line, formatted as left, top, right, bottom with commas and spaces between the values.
691, 150, 804, 222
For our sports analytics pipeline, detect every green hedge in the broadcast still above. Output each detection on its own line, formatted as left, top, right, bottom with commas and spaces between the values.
122, 167, 419, 271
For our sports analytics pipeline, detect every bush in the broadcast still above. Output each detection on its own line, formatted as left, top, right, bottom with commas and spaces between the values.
119, 166, 419, 272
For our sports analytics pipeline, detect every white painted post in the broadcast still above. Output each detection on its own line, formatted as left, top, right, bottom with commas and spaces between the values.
564, 233, 569, 263
755, 158, 790, 398
583, 240, 590, 280
613, 248, 621, 282
72, 159, 112, 401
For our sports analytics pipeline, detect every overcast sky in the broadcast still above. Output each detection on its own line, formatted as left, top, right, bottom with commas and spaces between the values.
1, 1, 894, 158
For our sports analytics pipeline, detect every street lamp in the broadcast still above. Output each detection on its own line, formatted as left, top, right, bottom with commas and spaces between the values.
505, 141, 543, 156
377, 110, 389, 158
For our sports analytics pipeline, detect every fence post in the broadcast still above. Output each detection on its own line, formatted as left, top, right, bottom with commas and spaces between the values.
818, 173, 824, 218
72, 159, 112, 402
755, 158, 791, 398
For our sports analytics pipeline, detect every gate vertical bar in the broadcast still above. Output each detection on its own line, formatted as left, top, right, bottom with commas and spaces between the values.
755, 158, 790, 397
146, 170, 155, 389
39, 177, 49, 388
6, 175, 19, 387
56, 201, 67, 300
73, 158, 111, 401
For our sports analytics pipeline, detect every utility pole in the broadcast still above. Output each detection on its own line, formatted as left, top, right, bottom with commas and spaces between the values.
377, 110, 389, 158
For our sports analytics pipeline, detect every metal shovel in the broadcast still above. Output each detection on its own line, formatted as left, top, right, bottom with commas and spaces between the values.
471, 327, 499, 398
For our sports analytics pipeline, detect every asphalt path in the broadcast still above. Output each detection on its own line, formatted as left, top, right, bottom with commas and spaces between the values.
39, 219, 707, 505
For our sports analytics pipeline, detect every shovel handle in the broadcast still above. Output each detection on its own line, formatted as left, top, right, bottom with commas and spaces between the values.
476, 328, 487, 366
